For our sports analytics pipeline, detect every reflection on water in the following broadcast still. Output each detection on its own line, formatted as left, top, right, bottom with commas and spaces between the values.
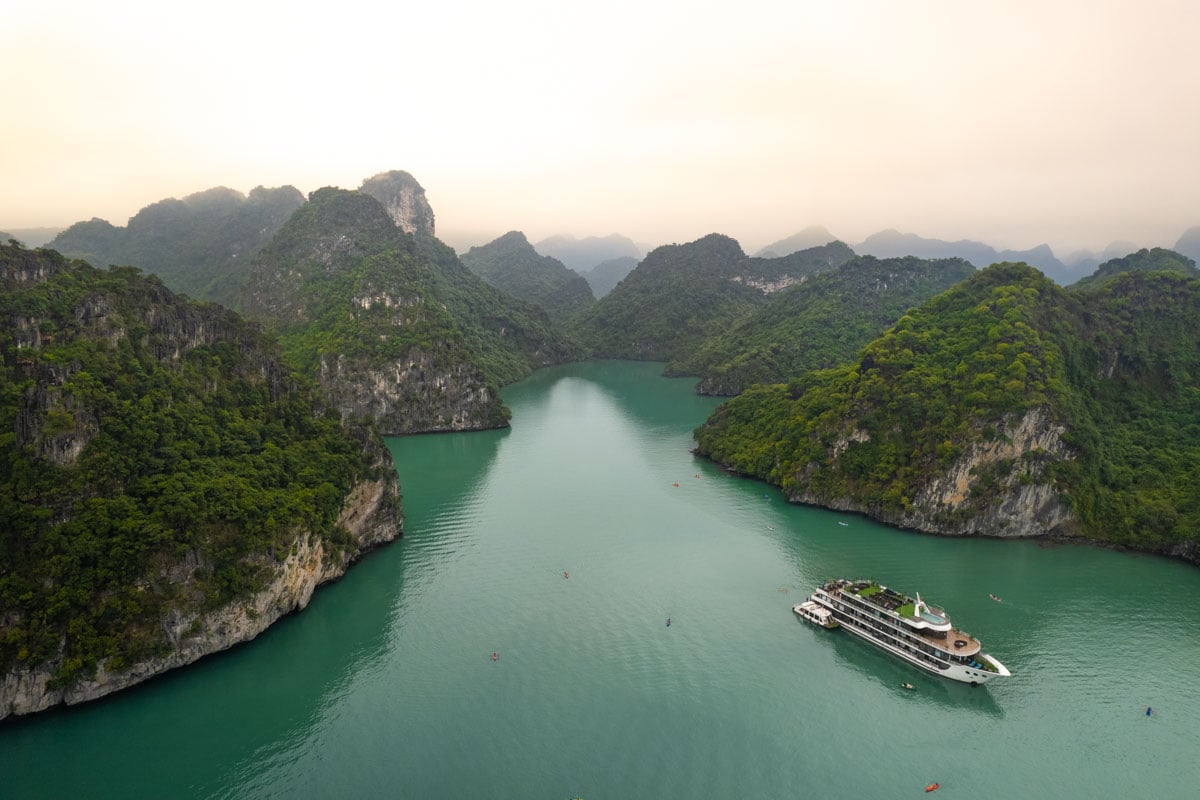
818, 622, 1004, 717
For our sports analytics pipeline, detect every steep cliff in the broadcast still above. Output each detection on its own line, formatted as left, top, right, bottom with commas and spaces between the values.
241, 188, 509, 433
358, 170, 436, 237
0, 243, 401, 720
695, 263, 1200, 563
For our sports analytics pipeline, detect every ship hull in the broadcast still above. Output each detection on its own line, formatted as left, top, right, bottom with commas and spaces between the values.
835, 614, 1006, 684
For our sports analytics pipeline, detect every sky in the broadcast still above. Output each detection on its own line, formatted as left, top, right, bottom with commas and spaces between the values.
2, 0, 1198, 256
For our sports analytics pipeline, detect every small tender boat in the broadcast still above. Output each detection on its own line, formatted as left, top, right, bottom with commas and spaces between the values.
901, 682, 915, 690
793, 601, 839, 629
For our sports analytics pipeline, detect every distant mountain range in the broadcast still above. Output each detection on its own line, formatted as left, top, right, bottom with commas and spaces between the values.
854, 229, 1075, 284
533, 233, 644, 272
578, 256, 639, 298
1175, 226, 1200, 267
0, 227, 63, 247
461, 231, 596, 322
754, 226, 1200, 287
754, 226, 839, 258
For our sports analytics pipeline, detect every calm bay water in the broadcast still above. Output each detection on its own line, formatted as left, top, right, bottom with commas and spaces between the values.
2, 360, 1199, 798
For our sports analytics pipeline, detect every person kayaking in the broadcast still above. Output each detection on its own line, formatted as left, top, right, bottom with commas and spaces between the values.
492, 652, 498, 662
563, 571, 569, 579
925, 783, 940, 792
902, 682, 914, 690
666, 617, 671, 627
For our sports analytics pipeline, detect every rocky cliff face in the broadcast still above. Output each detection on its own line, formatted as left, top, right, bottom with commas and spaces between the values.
318, 350, 505, 433
241, 188, 509, 433
789, 407, 1076, 538
359, 170, 436, 236
0, 473, 398, 721
1, 242, 404, 721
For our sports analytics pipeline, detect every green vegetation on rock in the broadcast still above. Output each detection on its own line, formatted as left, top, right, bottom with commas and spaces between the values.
461, 231, 595, 322
695, 262, 1200, 558
678, 255, 975, 395
49, 186, 305, 308
0, 242, 396, 686
241, 188, 509, 433
1068, 247, 1198, 290
414, 233, 582, 386
572, 235, 854, 364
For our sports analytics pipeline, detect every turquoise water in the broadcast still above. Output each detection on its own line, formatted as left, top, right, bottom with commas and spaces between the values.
2, 360, 1198, 798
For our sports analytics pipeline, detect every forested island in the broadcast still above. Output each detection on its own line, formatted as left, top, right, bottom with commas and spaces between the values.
694, 260, 1200, 563
0, 243, 400, 719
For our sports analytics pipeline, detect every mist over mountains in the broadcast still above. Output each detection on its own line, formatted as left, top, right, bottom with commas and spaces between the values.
750, 226, 1200, 287
533, 233, 644, 272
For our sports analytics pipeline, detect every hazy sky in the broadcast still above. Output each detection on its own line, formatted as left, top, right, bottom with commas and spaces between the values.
3, 0, 1198, 254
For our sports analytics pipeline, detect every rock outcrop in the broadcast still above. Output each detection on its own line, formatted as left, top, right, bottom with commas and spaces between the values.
694, 263, 1200, 565
318, 350, 504, 433
359, 170, 436, 236
1, 473, 397, 721
788, 407, 1075, 538
241, 188, 509, 433
1, 242, 403, 721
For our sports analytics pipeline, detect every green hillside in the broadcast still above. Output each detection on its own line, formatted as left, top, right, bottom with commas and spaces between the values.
572, 236, 854, 364
695, 262, 1200, 557
461, 231, 595, 321
1069, 247, 1198, 290
0, 242, 396, 685
49, 186, 304, 307
241, 188, 508, 432
679, 255, 975, 395
414, 233, 581, 385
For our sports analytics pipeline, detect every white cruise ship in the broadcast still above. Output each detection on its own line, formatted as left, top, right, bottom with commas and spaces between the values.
801, 579, 1011, 685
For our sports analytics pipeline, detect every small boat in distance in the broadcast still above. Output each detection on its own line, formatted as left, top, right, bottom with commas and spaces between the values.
793, 601, 840, 629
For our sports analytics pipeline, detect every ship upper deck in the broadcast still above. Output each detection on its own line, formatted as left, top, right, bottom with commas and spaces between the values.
819, 579, 982, 657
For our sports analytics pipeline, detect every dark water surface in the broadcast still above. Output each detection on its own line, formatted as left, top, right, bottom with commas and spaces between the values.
2, 361, 1198, 798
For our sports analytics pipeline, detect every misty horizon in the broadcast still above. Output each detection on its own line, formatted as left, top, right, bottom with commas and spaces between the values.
3, 1, 1198, 258
9, 176, 1191, 267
